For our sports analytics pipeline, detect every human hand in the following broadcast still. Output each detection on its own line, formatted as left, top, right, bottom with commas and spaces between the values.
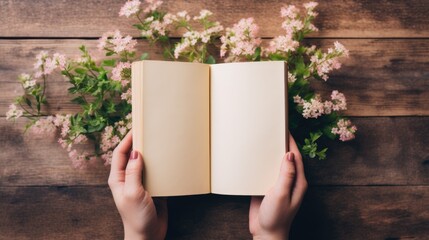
249, 134, 307, 240
108, 131, 168, 240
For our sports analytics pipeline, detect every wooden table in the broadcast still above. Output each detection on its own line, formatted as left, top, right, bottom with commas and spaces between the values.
1, 0, 428, 239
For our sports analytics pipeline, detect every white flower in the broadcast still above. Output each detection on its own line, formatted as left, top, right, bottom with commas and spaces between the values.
6, 104, 23, 120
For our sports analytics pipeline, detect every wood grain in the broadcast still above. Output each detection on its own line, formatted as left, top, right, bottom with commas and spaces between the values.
1, 117, 428, 187
1, 186, 428, 239
1, 0, 428, 238
1, 39, 428, 117
0, 0, 428, 38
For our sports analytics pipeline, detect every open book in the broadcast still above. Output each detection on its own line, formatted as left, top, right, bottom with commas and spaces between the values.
132, 60, 288, 197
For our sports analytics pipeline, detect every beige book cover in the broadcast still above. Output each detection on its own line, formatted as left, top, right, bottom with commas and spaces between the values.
132, 60, 288, 197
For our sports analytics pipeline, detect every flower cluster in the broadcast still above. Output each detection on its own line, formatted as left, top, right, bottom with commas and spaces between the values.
100, 113, 132, 165
294, 90, 347, 119
6, 104, 23, 120
111, 61, 132, 86
172, 10, 224, 62
119, 0, 141, 17
310, 41, 349, 81
332, 119, 357, 141
34, 51, 66, 78
220, 18, 261, 62
97, 30, 137, 55
265, 2, 318, 58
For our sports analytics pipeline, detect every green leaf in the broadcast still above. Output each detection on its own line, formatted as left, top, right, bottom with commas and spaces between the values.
75, 68, 87, 75
158, 35, 169, 42
252, 47, 261, 61
140, 52, 150, 60
205, 55, 216, 64
133, 24, 145, 30
269, 53, 287, 61
102, 59, 116, 67
71, 96, 86, 105
24, 97, 32, 108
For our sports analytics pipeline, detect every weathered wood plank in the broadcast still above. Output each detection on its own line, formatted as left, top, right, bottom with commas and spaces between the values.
1, 39, 428, 117
0, 186, 428, 239
0, 118, 109, 186
1, 117, 428, 186
0, 0, 428, 38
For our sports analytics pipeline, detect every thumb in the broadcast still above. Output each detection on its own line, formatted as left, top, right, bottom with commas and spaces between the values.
124, 150, 144, 195
274, 152, 296, 201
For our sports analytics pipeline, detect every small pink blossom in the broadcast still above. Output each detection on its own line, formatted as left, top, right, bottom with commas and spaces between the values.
266, 35, 299, 54
174, 20, 223, 60
31, 117, 56, 135
220, 18, 261, 61
302, 98, 324, 119
143, 0, 163, 13
310, 42, 348, 81
176, 11, 190, 21
119, 0, 141, 17
304, 2, 318, 10
73, 134, 88, 145
193, 9, 213, 20
33, 51, 66, 78
121, 88, 132, 104
111, 62, 131, 86
6, 104, 23, 120
68, 149, 88, 169
19, 73, 36, 89
331, 90, 347, 111
334, 41, 349, 57
288, 72, 297, 83
332, 119, 357, 141
97, 30, 137, 54
304, 2, 319, 17
99, 114, 132, 165
281, 5, 299, 19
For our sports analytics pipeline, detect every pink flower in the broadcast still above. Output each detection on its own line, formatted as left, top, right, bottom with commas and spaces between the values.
119, 0, 141, 17
19, 73, 36, 89
303, 2, 319, 17
302, 98, 324, 119
33, 51, 67, 78
334, 41, 349, 57
6, 104, 23, 120
331, 90, 347, 111
294, 92, 346, 119
266, 35, 299, 54
53, 53, 67, 70
310, 42, 348, 81
220, 18, 261, 61
288, 72, 297, 83
143, 0, 163, 13
73, 134, 88, 145
281, 5, 299, 19
193, 9, 213, 20
121, 88, 132, 104
99, 114, 132, 165
97, 30, 137, 54
332, 119, 357, 141
68, 149, 88, 169
31, 117, 56, 135
111, 61, 131, 86
304, 2, 318, 10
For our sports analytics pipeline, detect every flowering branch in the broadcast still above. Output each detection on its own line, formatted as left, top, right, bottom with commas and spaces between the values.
6, 0, 357, 167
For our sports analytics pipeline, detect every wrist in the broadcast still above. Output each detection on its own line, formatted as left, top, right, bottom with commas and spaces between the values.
124, 225, 162, 240
123, 225, 146, 240
252, 231, 288, 240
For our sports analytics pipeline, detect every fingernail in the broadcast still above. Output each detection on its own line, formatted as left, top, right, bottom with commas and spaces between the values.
130, 150, 138, 160
287, 152, 294, 162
